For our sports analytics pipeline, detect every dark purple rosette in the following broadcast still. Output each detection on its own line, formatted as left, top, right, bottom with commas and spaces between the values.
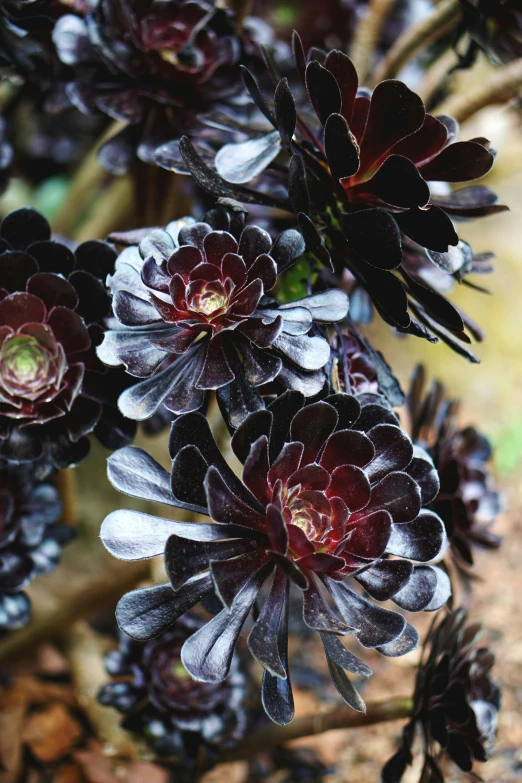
383, 609, 500, 781
98, 213, 349, 428
0, 465, 71, 630
51, 0, 248, 173
98, 613, 247, 766
409, 366, 501, 582
0, 207, 135, 475
101, 391, 450, 724
174, 38, 507, 359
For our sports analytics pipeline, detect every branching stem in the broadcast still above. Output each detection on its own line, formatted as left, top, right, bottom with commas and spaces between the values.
370, 0, 462, 86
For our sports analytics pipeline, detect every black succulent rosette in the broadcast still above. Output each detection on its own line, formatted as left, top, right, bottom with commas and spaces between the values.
0, 207, 136, 475
101, 391, 450, 724
98, 614, 247, 768
98, 211, 349, 428
50, 0, 251, 174
0, 465, 71, 630
171, 38, 508, 360
383, 609, 500, 782
457, 0, 522, 66
409, 366, 501, 582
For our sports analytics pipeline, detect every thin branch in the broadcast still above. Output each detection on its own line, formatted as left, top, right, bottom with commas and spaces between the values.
0, 561, 149, 667
433, 57, 522, 122
63, 622, 138, 759
349, 0, 397, 84
220, 0, 252, 31
51, 120, 125, 237
370, 0, 462, 86
417, 47, 459, 108
218, 696, 414, 763
75, 176, 135, 242
56, 468, 78, 526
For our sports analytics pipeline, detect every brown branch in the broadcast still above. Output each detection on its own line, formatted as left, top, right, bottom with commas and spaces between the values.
369, 0, 462, 86
417, 47, 458, 107
74, 176, 135, 242
349, 0, 397, 84
63, 622, 138, 759
218, 696, 414, 763
51, 120, 125, 237
433, 57, 522, 122
55, 468, 78, 526
0, 561, 149, 667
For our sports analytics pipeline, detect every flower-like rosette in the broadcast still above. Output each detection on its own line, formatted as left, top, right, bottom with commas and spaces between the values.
101, 391, 450, 724
408, 366, 501, 577
383, 609, 500, 781
0, 207, 136, 472
0, 291, 89, 425
99, 215, 348, 427
51, 0, 246, 173
98, 614, 247, 757
176, 36, 508, 357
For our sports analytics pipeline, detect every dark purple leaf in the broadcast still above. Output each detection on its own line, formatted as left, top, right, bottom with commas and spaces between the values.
320, 633, 371, 676
116, 575, 213, 641
261, 577, 294, 724
166, 536, 258, 591
361, 155, 430, 208
370, 471, 421, 522
211, 550, 270, 610
248, 569, 288, 678
341, 209, 402, 270
288, 154, 310, 215
355, 560, 413, 601
366, 424, 413, 483
396, 206, 459, 253
324, 650, 366, 712
303, 575, 355, 634
377, 623, 419, 657
182, 564, 270, 682
305, 59, 342, 125
418, 141, 494, 182
386, 510, 446, 562
392, 565, 438, 611
324, 50, 358, 122
274, 78, 296, 149
325, 578, 406, 648
240, 65, 276, 127
325, 113, 359, 181
290, 401, 338, 464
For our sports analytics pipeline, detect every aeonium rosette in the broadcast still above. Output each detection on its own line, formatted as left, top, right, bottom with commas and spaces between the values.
98, 210, 349, 427
101, 391, 451, 724
0, 207, 135, 473
98, 614, 247, 761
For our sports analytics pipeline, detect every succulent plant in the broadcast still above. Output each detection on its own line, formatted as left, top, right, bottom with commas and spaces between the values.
101, 390, 450, 724
383, 609, 500, 781
98, 211, 348, 428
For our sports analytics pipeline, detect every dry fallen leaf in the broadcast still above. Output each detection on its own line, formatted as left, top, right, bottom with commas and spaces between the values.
22, 702, 83, 763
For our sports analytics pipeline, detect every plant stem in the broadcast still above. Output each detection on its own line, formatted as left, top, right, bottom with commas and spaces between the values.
0, 561, 149, 667
51, 120, 125, 237
219, 696, 414, 763
417, 47, 458, 108
369, 0, 462, 86
63, 622, 138, 759
75, 176, 135, 242
433, 57, 522, 122
349, 0, 397, 84
56, 468, 78, 525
